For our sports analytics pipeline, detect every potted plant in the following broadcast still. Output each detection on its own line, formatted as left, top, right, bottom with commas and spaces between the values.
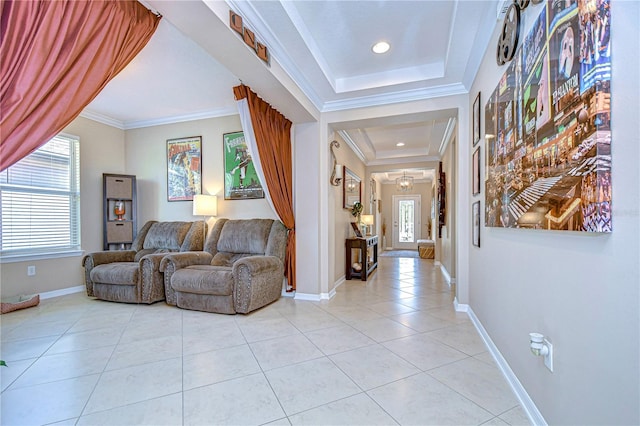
350, 201, 363, 224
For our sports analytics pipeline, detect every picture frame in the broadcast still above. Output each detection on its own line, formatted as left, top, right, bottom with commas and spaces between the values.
473, 92, 481, 146
472, 200, 481, 247
472, 146, 481, 196
167, 136, 202, 201
223, 131, 265, 200
350, 222, 363, 238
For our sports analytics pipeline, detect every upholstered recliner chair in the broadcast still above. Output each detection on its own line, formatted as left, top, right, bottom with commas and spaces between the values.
160, 218, 287, 314
82, 220, 205, 304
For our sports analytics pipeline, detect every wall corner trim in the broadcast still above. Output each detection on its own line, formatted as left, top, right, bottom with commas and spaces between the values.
453, 298, 469, 312
467, 306, 548, 426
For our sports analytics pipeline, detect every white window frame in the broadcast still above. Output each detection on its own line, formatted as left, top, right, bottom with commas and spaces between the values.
0, 134, 82, 262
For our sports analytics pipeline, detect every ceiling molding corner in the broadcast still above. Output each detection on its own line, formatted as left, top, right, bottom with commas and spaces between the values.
79, 110, 125, 130
337, 130, 367, 163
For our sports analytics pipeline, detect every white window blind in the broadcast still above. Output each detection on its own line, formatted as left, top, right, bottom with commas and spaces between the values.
0, 135, 81, 256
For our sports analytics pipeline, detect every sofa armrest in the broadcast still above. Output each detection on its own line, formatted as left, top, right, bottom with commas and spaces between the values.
139, 253, 169, 303
160, 252, 213, 305
82, 251, 136, 297
82, 250, 136, 267
233, 256, 284, 314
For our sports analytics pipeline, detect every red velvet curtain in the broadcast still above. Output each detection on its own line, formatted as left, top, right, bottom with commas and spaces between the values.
0, 0, 160, 171
233, 84, 296, 291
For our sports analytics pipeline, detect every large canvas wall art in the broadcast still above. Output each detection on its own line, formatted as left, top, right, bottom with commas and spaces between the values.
485, 0, 611, 232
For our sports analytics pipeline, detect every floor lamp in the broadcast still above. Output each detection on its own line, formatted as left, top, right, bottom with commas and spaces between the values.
193, 194, 218, 238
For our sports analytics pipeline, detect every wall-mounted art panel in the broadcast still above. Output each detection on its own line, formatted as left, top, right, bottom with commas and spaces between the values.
485, 0, 611, 232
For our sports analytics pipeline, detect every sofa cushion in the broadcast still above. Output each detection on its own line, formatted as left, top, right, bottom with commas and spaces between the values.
216, 219, 273, 255
211, 252, 255, 267
171, 265, 234, 296
143, 222, 192, 251
90, 262, 138, 285
134, 248, 178, 262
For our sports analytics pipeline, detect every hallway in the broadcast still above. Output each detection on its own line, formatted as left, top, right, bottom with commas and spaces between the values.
1, 257, 530, 425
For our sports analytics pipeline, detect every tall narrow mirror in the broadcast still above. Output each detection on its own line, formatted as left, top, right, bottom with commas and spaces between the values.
343, 166, 361, 209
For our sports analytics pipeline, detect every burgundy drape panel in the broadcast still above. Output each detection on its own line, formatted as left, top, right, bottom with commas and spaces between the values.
233, 84, 296, 291
0, 0, 160, 171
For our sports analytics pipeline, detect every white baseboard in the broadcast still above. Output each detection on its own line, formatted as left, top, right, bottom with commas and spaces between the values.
467, 307, 547, 426
439, 264, 451, 286
453, 297, 469, 312
40, 285, 85, 300
294, 288, 336, 301
281, 289, 295, 297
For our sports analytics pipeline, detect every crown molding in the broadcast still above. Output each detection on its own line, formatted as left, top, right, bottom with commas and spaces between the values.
337, 130, 366, 163
79, 110, 125, 130
439, 117, 457, 156
322, 83, 468, 112
227, 0, 324, 111
367, 155, 441, 167
123, 107, 238, 129
80, 107, 239, 130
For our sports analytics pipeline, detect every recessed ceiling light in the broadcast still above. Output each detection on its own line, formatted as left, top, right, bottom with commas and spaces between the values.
396, 142, 405, 147
372, 41, 390, 54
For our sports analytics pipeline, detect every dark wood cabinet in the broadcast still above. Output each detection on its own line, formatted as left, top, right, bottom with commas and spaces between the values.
103, 173, 137, 250
345, 236, 378, 281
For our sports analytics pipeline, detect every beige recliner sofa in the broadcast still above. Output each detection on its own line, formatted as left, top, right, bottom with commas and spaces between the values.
82, 220, 205, 304
160, 218, 287, 314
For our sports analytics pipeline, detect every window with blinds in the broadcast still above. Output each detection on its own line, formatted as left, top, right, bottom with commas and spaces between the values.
0, 135, 81, 257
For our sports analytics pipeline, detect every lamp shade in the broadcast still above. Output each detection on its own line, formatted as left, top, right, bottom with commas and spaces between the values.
361, 214, 374, 225
193, 194, 217, 216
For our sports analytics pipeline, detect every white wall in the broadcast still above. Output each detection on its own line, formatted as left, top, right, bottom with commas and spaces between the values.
294, 122, 323, 296
124, 115, 276, 226
469, 2, 639, 424
0, 117, 126, 297
331, 133, 366, 285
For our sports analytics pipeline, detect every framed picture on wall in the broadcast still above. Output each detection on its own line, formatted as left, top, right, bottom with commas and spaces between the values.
472, 147, 481, 196
473, 92, 481, 146
472, 200, 481, 247
223, 131, 264, 200
167, 136, 202, 201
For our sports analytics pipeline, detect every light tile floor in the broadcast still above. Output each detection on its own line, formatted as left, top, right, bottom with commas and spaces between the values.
0, 257, 532, 426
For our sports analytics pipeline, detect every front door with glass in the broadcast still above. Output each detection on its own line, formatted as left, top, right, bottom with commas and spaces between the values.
392, 195, 421, 250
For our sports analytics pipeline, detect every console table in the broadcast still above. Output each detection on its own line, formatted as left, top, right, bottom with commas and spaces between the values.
345, 235, 378, 281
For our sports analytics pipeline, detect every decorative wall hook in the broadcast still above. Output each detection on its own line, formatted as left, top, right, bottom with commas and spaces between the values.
330, 140, 343, 186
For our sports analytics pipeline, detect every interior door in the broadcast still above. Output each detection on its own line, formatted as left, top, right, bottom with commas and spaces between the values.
392, 195, 421, 250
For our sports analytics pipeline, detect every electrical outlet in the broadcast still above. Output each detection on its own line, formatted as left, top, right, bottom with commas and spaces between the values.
27, 265, 36, 276
543, 338, 553, 372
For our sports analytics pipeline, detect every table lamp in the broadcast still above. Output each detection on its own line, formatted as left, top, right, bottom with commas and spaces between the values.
193, 194, 217, 237
361, 214, 374, 236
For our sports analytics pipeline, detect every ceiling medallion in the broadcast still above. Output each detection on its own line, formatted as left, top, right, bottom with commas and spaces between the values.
496, 2, 521, 66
